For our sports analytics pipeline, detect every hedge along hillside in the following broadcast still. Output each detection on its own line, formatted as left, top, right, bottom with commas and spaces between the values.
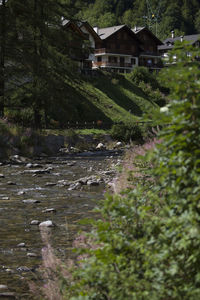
62, 43, 200, 299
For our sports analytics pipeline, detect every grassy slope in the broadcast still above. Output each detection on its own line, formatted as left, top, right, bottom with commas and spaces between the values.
63, 72, 157, 126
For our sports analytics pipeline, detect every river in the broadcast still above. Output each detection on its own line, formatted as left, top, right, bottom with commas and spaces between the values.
0, 153, 120, 299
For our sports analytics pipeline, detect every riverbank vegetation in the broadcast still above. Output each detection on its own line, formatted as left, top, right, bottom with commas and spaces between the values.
36, 44, 200, 299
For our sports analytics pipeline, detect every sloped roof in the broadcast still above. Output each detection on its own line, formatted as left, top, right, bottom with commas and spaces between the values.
132, 26, 163, 45
158, 33, 200, 50
98, 25, 126, 39
163, 34, 200, 45
132, 27, 145, 34
78, 21, 102, 41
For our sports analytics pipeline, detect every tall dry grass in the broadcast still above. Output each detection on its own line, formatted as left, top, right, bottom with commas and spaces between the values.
112, 138, 159, 193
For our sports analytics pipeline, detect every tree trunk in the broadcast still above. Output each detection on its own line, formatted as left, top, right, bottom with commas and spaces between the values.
0, 0, 6, 117
33, 0, 41, 129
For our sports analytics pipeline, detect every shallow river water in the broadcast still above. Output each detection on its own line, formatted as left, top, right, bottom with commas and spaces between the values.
0, 154, 119, 299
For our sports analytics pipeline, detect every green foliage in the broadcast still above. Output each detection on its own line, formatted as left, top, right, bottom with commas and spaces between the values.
76, 0, 200, 38
62, 45, 200, 299
127, 67, 167, 106
128, 67, 159, 89
111, 123, 143, 143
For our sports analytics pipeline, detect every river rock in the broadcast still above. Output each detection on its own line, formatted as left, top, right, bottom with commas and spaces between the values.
96, 143, 106, 150
68, 182, 82, 191
17, 191, 26, 195
10, 155, 27, 163
0, 292, 16, 298
27, 252, 37, 257
66, 161, 76, 166
23, 169, 50, 175
30, 220, 40, 225
39, 220, 54, 227
0, 174, 5, 178
45, 182, 57, 187
87, 180, 100, 186
26, 163, 42, 168
5, 268, 14, 273
114, 141, 122, 148
57, 180, 71, 187
0, 285, 8, 290
17, 243, 26, 248
1, 196, 10, 200
17, 266, 32, 272
42, 208, 56, 213
22, 199, 40, 204
77, 177, 88, 185
7, 181, 16, 185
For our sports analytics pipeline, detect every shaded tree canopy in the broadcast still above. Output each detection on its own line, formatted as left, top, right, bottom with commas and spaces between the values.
76, 0, 200, 39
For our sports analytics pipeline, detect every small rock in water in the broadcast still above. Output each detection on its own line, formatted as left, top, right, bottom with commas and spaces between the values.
114, 141, 122, 148
0, 285, 8, 290
39, 220, 54, 227
5, 268, 14, 273
17, 266, 31, 272
17, 243, 26, 248
0, 174, 5, 178
66, 161, 76, 166
1, 196, 10, 200
68, 182, 81, 191
87, 180, 99, 186
27, 252, 37, 257
0, 292, 16, 298
45, 182, 57, 187
17, 191, 26, 195
7, 181, 16, 185
26, 163, 33, 168
30, 220, 40, 225
57, 180, 71, 186
42, 208, 56, 213
22, 199, 40, 204
96, 143, 106, 150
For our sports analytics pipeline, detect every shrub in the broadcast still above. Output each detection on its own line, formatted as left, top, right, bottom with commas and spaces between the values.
128, 66, 159, 89
110, 123, 143, 143
59, 44, 200, 300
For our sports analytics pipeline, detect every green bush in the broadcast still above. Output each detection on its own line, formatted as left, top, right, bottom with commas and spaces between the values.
110, 123, 143, 143
128, 66, 159, 89
61, 44, 200, 300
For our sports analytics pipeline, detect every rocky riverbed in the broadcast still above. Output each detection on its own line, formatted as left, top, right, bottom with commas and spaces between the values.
0, 152, 122, 299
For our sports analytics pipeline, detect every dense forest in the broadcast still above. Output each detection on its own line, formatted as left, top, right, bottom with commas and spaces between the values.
76, 0, 200, 39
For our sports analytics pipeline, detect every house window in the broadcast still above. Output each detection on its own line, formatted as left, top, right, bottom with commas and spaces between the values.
108, 56, 117, 63
131, 58, 136, 65
97, 56, 102, 62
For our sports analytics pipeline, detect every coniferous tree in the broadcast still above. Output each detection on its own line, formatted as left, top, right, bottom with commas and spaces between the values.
7, 0, 78, 128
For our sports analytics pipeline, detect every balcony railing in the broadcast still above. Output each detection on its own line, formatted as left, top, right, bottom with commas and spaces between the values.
92, 61, 133, 68
95, 48, 134, 56
139, 61, 163, 69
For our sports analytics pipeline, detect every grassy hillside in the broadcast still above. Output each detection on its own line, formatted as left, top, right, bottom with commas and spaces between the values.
52, 72, 157, 127
5, 71, 159, 129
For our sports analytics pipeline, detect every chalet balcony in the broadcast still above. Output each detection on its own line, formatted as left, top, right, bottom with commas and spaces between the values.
92, 61, 133, 68
140, 51, 161, 58
95, 48, 134, 56
139, 61, 163, 69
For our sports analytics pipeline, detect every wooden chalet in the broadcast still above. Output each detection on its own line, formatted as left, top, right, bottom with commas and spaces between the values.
77, 21, 102, 70
92, 25, 141, 73
62, 19, 100, 72
132, 27, 163, 71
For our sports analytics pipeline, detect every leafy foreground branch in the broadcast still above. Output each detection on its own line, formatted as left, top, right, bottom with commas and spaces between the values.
38, 45, 200, 300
